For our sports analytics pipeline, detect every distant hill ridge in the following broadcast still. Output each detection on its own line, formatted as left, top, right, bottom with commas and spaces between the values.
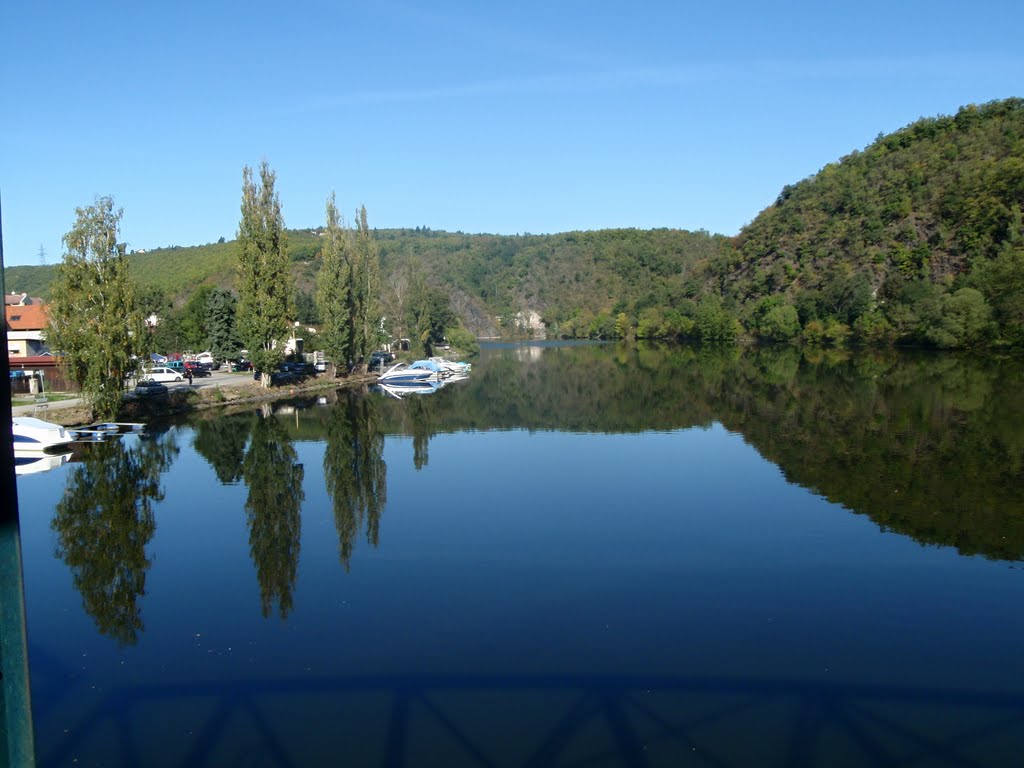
7, 98, 1024, 346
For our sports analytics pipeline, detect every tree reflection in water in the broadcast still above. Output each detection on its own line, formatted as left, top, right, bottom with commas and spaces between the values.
372, 343, 1024, 561
242, 414, 304, 618
52, 432, 178, 646
324, 391, 387, 570
192, 412, 254, 484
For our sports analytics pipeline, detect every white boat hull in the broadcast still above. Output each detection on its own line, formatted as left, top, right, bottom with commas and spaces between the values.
12, 417, 74, 451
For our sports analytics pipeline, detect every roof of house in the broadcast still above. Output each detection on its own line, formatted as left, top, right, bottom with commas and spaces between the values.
5, 293, 30, 306
5, 303, 48, 330
9, 355, 57, 368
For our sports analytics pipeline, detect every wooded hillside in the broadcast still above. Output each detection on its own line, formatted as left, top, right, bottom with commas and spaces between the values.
7, 98, 1023, 348
722, 98, 1024, 347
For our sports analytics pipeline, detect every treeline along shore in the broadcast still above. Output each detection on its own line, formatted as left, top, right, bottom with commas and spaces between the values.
7, 98, 1024, 358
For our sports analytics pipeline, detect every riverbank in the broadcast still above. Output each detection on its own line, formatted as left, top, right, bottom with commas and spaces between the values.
14, 372, 380, 428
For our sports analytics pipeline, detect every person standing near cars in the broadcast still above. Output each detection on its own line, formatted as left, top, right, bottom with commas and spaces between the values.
186, 367, 193, 386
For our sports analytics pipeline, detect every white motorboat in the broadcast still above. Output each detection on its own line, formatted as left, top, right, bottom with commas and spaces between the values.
12, 417, 74, 451
377, 362, 438, 384
429, 356, 471, 374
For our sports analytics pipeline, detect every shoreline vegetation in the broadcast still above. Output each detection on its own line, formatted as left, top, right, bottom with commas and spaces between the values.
32, 372, 381, 429
8, 99, 1023, 420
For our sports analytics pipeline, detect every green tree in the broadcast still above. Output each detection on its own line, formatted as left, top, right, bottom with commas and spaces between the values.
179, 285, 215, 351
149, 308, 183, 355
47, 196, 145, 420
293, 289, 320, 325
135, 285, 170, 355
206, 288, 240, 363
759, 304, 801, 341
924, 287, 996, 348
695, 294, 736, 344
315, 193, 351, 375
405, 258, 455, 355
349, 205, 382, 371
614, 312, 631, 339
236, 162, 292, 386
973, 242, 1024, 345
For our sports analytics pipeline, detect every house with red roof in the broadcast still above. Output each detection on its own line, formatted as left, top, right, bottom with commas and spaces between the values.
4, 297, 78, 392
5, 300, 49, 358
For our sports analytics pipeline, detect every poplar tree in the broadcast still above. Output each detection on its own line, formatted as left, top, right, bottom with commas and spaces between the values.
47, 196, 144, 420
315, 192, 351, 376
349, 205, 382, 372
236, 162, 292, 386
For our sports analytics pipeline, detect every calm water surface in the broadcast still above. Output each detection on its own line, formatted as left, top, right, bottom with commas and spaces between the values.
16, 343, 1024, 766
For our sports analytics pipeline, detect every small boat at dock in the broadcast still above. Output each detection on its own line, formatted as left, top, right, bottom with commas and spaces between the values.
429, 356, 471, 374
12, 417, 74, 451
377, 362, 439, 384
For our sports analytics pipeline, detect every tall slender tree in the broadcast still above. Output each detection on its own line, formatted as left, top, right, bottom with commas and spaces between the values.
236, 161, 292, 386
315, 193, 351, 376
47, 196, 144, 419
349, 205, 382, 372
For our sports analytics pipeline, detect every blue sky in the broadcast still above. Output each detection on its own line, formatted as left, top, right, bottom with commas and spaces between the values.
2, 0, 1022, 267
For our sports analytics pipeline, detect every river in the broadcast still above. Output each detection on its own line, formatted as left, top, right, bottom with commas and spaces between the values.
15, 341, 1024, 766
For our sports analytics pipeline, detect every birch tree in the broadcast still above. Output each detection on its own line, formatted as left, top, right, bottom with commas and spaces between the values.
47, 196, 144, 419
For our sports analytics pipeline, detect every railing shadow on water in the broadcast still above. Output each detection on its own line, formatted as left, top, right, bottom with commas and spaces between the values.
30, 649, 1024, 768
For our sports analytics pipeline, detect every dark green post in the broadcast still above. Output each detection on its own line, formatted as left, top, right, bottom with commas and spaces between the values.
0, 191, 37, 765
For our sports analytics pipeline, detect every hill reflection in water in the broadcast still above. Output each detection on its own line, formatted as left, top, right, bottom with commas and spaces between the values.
18, 341, 1024, 766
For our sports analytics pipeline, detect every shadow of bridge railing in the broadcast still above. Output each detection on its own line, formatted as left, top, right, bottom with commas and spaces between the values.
35, 670, 1024, 767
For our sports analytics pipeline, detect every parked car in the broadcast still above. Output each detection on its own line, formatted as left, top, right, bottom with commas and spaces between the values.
230, 358, 253, 372
134, 381, 169, 397
143, 367, 184, 383
314, 360, 329, 373
368, 351, 395, 368
184, 361, 211, 377
282, 361, 315, 375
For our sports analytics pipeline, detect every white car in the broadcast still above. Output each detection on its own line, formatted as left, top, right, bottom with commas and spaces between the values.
143, 367, 184, 383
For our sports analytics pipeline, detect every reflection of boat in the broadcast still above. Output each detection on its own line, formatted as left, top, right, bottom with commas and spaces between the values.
377, 381, 445, 399
15, 451, 72, 476
377, 362, 438, 384
429, 356, 471, 374
12, 417, 74, 450
71, 422, 146, 441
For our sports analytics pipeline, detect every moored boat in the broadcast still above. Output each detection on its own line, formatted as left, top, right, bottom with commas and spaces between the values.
12, 417, 74, 451
377, 362, 438, 384
429, 356, 471, 374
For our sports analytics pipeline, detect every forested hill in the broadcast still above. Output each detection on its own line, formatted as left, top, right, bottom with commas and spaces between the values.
374, 228, 723, 335
724, 98, 1024, 346
4, 228, 725, 337
6, 98, 1023, 347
